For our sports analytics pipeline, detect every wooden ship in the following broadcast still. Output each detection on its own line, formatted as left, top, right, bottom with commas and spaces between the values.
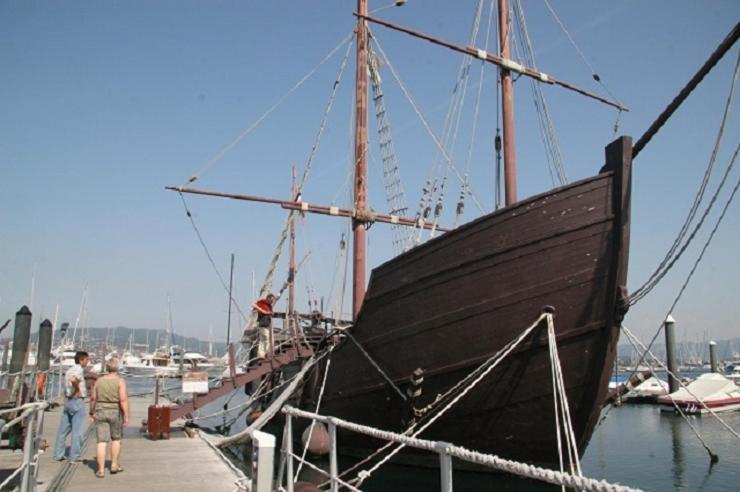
167, 1, 739, 470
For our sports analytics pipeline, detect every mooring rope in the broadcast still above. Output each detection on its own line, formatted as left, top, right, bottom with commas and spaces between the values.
293, 345, 334, 480
353, 313, 549, 486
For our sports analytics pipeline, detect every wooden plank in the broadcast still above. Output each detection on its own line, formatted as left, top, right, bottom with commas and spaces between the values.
29, 395, 245, 491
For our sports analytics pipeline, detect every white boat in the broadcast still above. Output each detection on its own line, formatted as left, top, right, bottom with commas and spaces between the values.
123, 350, 179, 378
624, 376, 669, 402
169, 349, 224, 377
658, 373, 740, 414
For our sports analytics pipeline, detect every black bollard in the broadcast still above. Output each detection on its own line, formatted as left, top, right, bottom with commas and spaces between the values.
37, 320, 53, 372
709, 341, 718, 373
9, 306, 32, 397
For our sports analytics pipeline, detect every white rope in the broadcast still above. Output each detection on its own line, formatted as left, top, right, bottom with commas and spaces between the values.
547, 315, 582, 483
183, 31, 354, 185
283, 406, 641, 492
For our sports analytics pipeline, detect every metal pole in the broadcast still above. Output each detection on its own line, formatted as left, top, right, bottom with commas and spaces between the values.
438, 444, 453, 492
498, 0, 517, 205
352, 0, 369, 319
285, 415, 294, 492
709, 341, 718, 373
20, 410, 36, 492
328, 422, 338, 492
226, 253, 234, 346
664, 315, 680, 393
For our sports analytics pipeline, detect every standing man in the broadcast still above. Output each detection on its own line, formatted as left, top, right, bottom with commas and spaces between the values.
252, 293, 276, 360
53, 351, 89, 461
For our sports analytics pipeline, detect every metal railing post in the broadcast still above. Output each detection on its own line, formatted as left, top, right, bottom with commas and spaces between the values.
329, 422, 338, 492
285, 415, 294, 492
20, 410, 36, 492
32, 406, 45, 483
437, 441, 453, 492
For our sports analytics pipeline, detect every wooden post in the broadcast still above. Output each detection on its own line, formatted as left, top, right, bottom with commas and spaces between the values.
709, 341, 718, 373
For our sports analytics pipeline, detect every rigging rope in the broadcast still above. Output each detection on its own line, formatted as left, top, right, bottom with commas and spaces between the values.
242, 37, 354, 338
345, 331, 407, 402
182, 31, 354, 186
630, 51, 739, 305
541, 0, 623, 108
370, 29, 486, 215
512, 0, 567, 186
177, 192, 248, 323
619, 172, 740, 432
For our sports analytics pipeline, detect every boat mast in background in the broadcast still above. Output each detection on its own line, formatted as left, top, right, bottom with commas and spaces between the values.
498, 0, 517, 205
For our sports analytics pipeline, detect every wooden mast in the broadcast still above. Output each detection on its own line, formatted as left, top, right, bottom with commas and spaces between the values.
498, 0, 517, 205
289, 166, 297, 339
353, 0, 369, 319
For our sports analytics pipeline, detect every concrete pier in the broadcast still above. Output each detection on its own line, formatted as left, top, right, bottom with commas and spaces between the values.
1, 394, 246, 491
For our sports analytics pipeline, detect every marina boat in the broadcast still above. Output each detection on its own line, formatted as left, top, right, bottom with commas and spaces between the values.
658, 373, 740, 414
123, 349, 179, 378
624, 376, 669, 403
723, 359, 740, 383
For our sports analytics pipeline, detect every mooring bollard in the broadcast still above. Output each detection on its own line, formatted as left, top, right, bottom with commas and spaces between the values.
35, 320, 53, 398
664, 315, 680, 393
9, 306, 32, 398
709, 340, 718, 373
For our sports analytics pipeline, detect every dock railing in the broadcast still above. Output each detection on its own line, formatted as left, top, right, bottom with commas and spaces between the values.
0, 401, 49, 491
280, 405, 642, 492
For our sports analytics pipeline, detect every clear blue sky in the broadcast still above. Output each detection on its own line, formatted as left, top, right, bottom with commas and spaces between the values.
1, 1, 738, 347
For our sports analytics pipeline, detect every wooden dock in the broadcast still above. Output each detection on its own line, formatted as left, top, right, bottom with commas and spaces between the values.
2, 394, 246, 491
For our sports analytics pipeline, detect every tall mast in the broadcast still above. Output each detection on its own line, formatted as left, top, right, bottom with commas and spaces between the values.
353, 0, 369, 319
289, 166, 297, 336
498, 0, 517, 205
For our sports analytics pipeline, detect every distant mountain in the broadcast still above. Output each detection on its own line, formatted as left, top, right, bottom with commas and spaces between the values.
4, 326, 229, 357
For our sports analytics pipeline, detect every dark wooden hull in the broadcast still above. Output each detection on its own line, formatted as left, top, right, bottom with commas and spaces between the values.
303, 137, 632, 467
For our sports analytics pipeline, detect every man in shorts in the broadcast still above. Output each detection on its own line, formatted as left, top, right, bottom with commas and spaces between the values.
89, 357, 129, 478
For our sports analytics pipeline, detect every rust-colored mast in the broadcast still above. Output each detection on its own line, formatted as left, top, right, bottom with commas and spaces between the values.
353, 0, 369, 319
498, 0, 517, 205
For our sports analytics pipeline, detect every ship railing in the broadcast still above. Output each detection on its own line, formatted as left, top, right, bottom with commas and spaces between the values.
0, 401, 49, 492
279, 405, 642, 492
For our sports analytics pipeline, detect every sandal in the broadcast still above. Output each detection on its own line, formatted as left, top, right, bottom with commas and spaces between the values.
110, 465, 124, 474
95, 470, 105, 478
